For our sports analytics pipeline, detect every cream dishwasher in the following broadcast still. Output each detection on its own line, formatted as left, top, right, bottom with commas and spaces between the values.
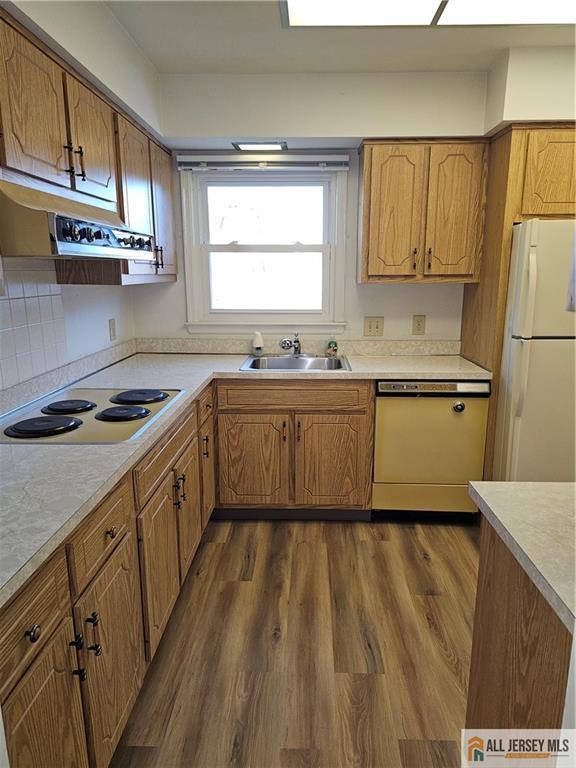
372, 381, 490, 513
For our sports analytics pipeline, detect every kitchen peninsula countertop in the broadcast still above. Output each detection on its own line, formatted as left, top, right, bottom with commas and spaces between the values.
469, 481, 576, 632
0, 352, 490, 608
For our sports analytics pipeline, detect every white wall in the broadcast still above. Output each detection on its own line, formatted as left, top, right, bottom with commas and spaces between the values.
11, 0, 163, 134
484, 46, 576, 131
503, 47, 576, 123
161, 72, 487, 144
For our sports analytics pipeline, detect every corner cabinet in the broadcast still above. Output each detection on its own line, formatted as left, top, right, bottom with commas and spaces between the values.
216, 381, 374, 513
360, 140, 487, 283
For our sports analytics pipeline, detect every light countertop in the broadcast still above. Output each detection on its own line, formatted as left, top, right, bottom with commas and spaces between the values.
0, 352, 490, 609
469, 481, 576, 632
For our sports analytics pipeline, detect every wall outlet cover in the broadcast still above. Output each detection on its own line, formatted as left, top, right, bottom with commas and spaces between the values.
364, 316, 384, 337
412, 314, 426, 335
108, 318, 117, 341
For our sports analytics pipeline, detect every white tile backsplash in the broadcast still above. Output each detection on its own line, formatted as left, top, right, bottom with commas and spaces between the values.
0, 259, 70, 387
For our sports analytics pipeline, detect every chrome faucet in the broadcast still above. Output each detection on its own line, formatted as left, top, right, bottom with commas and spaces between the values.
280, 333, 302, 356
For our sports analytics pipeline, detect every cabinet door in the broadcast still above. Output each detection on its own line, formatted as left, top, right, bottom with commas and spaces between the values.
150, 141, 177, 274
137, 473, 180, 659
294, 414, 370, 507
366, 144, 427, 277
199, 415, 216, 529
218, 413, 291, 506
65, 74, 117, 203
522, 129, 576, 215
73, 531, 144, 768
116, 115, 153, 234
3, 617, 89, 768
174, 438, 202, 582
0, 21, 70, 186
425, 143, 486, 277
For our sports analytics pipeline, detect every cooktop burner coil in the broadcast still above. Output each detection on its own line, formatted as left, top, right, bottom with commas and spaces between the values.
95, 405, 151, 422
3, 415, 83, 438
110, 389, 169, 405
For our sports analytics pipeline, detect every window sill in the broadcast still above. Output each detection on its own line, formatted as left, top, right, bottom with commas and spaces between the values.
185, 321, 347, 335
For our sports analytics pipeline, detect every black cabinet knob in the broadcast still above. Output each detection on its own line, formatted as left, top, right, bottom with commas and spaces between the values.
24, 623, 41, 643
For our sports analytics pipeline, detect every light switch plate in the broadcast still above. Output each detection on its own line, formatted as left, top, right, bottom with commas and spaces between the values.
412, 314, 426, 335
108, 318, 117, 341
364, 316, 384, 337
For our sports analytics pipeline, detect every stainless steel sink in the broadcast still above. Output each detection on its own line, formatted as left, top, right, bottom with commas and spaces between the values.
240, 354, 352, 371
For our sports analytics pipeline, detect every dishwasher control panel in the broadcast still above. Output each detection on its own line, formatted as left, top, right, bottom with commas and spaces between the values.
377, 380, 491, 396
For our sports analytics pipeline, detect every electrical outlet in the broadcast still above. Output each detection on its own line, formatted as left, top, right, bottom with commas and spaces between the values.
363, 316, 384, 337
412, 314, 426, 335
108, 318, 117, 342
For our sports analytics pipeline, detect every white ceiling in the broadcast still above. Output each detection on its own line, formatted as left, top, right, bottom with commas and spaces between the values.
105, 1, 574, 75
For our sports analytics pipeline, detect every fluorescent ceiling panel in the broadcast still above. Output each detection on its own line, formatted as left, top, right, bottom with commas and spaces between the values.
285, 0, 442, 26
439, 0, 576, 24
233, 142, 288, 151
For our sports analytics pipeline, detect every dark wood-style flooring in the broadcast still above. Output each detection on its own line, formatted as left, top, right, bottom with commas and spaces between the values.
111, 519, 479, 768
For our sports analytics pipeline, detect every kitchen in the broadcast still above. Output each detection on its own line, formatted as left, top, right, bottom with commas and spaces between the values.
0, 2, 574, 767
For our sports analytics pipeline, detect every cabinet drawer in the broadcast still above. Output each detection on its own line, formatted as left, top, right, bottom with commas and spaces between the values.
66, 476, 134, 598
0, 550, 70, 702
197, 385, 214, 425
134, 408, 198, 508
217, 381, 372, 411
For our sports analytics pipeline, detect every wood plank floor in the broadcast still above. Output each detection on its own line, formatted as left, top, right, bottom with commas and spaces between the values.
111, 519, 479, 768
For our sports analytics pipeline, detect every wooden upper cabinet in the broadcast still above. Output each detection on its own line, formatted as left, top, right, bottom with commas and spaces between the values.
174, 437, 202, 582
294, 414, 370, 508
137, 473, 181, 659
64, 74, 117, 203
73, 531, 145, 768
425, 143, 486, 277
365, 144, 427, 277
360, 140, 487, 282
3, 617, 89, 768
116, 114, 154, 234
218, 413, 291, 506
150, 141, 177, 274
522, 129, 576, 215
0, 20, 70, 186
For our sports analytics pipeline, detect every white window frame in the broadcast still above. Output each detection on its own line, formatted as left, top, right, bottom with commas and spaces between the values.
180, 169, 348, 333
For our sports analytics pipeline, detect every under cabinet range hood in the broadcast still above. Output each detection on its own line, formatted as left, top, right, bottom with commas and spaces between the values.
0, 181, 155, 261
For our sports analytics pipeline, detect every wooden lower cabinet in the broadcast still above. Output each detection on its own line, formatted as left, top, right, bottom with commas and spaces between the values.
2, 617, 89, 768
137, 473, 180, 659
218, 413, 292, 506
73, 532, 144, 768
295, 414, 371, 507
173, 437, 202, 582
199, 415, 216, 528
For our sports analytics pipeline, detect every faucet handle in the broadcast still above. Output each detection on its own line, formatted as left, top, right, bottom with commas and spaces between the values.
280, 338, 293, 350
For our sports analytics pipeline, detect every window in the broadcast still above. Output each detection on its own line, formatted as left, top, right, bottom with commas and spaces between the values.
181, 168, 348, 331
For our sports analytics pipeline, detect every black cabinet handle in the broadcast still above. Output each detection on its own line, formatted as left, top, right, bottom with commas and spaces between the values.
88, 643, 102, 656
69, 633, 84, 650
202, 435, 210, 457
72, 668, 87, 682
85, 611, 99, 626
105, 526, 117, 540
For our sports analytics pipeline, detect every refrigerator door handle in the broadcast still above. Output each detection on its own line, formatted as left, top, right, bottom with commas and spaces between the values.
514, 339, 531, 419
520, 249, 538, 339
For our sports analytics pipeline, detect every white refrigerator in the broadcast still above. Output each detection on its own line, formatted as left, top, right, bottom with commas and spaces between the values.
494, 219, 576, 481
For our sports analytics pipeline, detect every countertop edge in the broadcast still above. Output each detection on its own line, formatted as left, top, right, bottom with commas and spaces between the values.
469, 484, 575, 634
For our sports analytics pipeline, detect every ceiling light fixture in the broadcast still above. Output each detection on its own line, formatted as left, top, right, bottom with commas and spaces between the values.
232, 141, 288, 151
438, 0, 576, 25
283, 0, 442, 26
282, 0, 576, 26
